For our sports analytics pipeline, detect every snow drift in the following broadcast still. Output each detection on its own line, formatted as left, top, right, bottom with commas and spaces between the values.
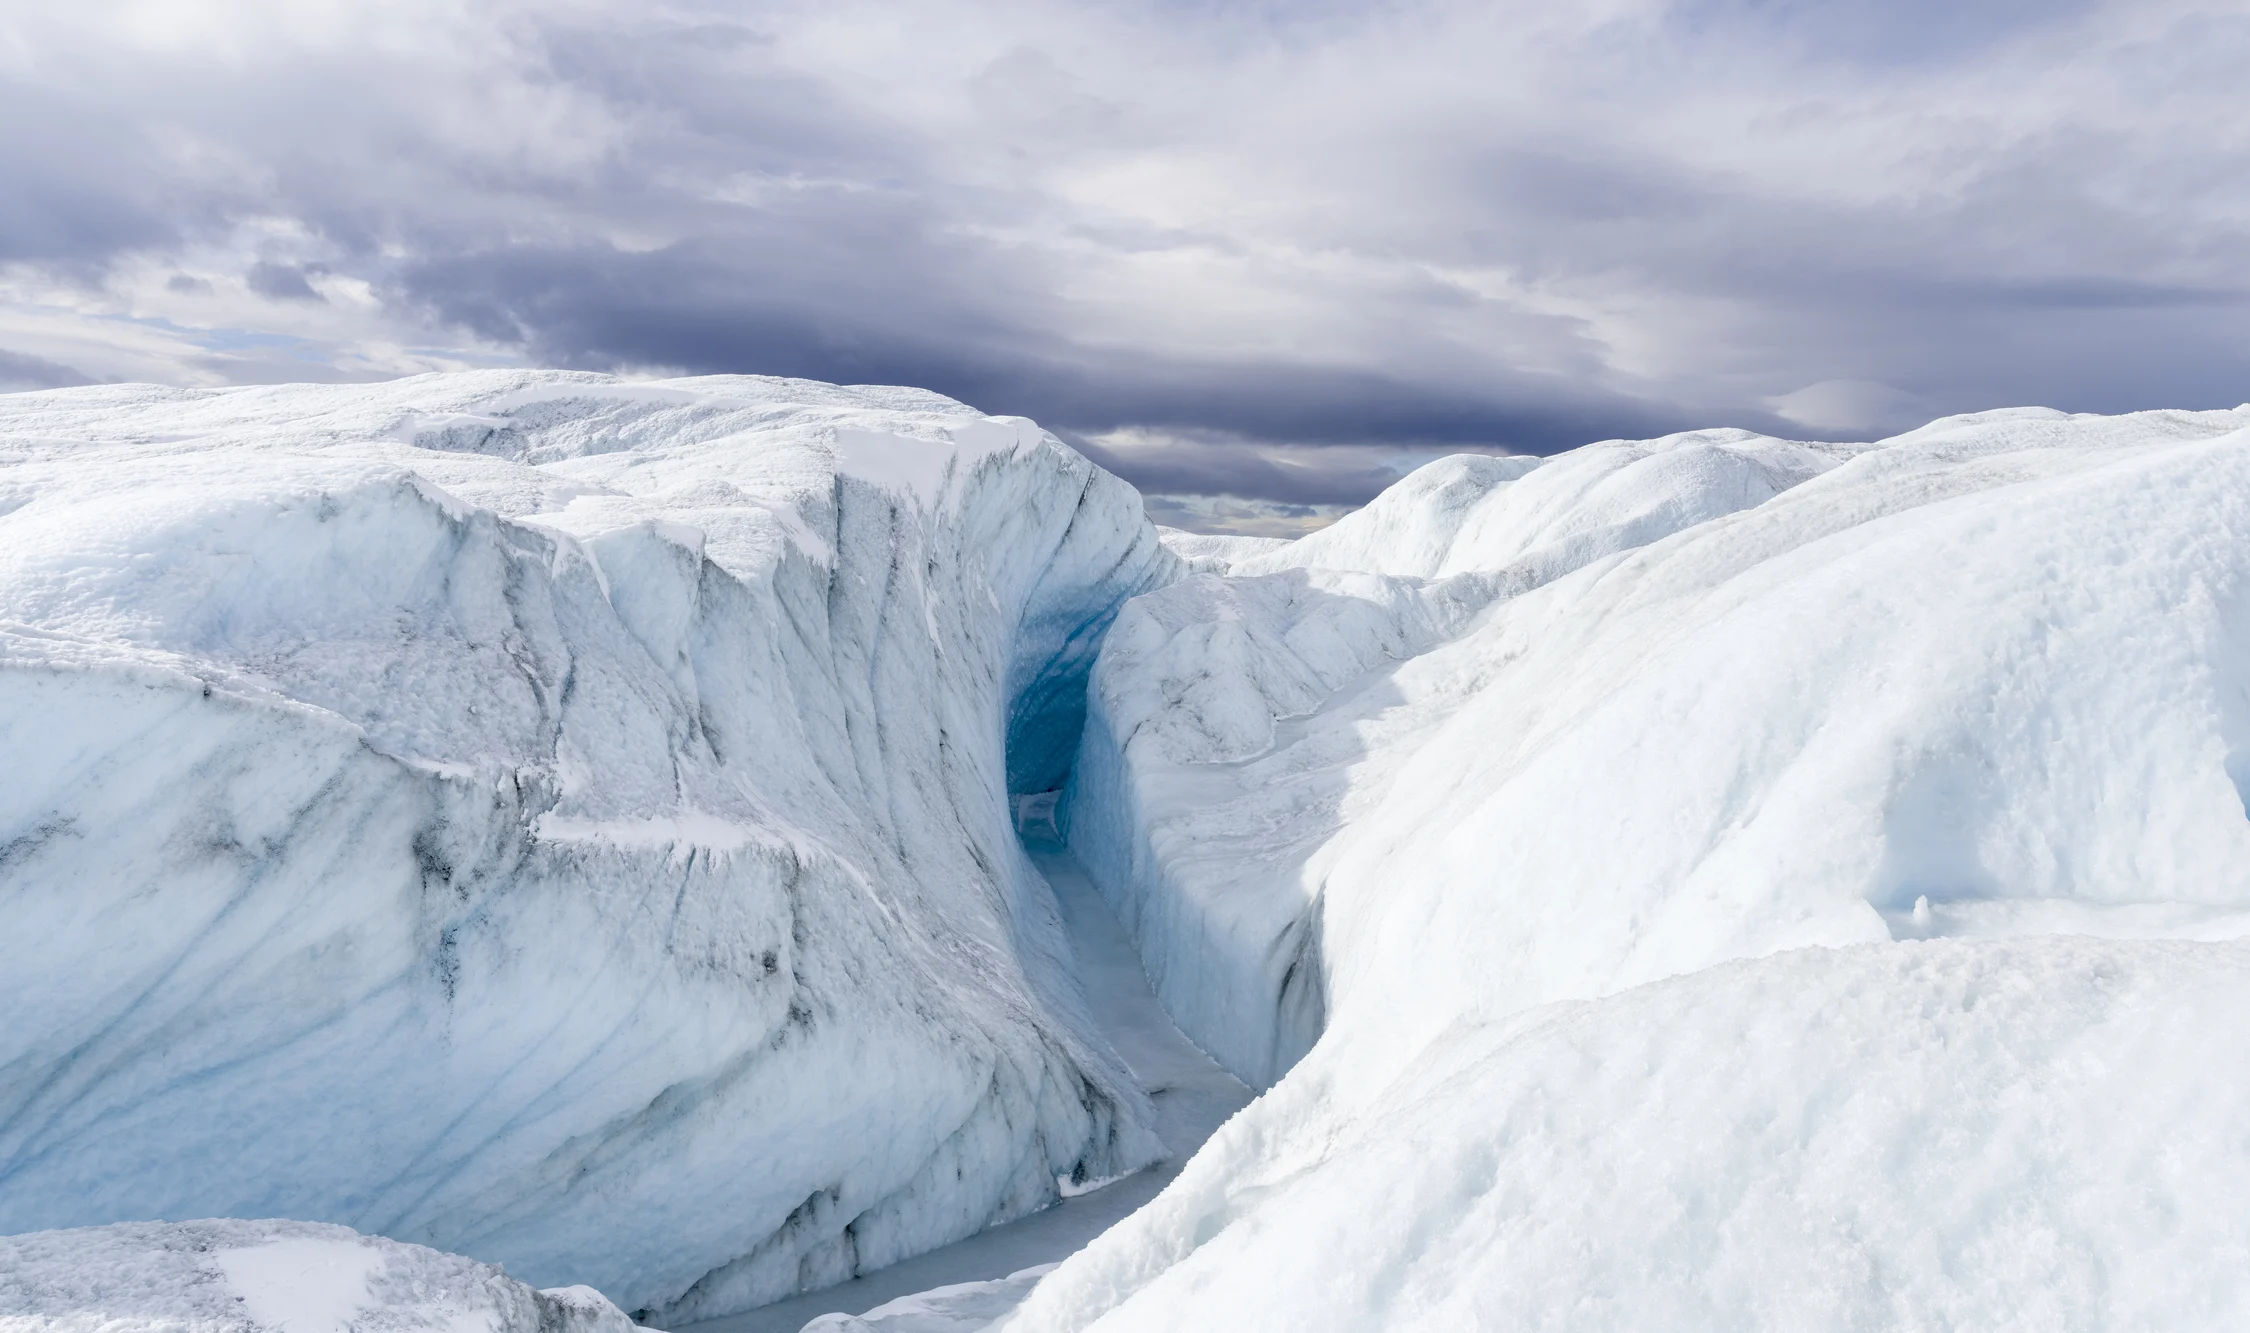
0, 1218, 644, 1333
1023, 407, 2250, 1327
1064, 429, 1850, 1084
1012, 937, 2250, 1331
0, 372, 1177, 1321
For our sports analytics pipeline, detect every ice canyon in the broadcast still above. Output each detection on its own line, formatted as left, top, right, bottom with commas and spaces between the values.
4, 375, 2250, 1331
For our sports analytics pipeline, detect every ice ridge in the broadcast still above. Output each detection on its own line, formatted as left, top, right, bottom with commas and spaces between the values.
1017, 405, 2250, 1329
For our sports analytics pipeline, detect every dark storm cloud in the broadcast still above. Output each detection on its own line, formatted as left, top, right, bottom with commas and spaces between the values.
246, 263, 325, 303
392, 230, 1692, 469
0, 348, 95, 392
4, 0, 2249, 504
1066, 433, 1413, 508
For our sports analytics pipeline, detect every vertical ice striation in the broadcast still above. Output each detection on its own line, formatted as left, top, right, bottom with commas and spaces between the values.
0, 371, 1177, 1320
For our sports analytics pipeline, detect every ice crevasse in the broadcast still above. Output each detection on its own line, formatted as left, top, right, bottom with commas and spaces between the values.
0, 371, 1178, 1322
1029, 408, 2250, 1329
13, 379, 2250, 1333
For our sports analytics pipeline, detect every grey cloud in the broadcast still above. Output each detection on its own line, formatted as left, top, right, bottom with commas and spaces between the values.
1067, 432, 1447, 507
0, 348, 95, 392
1667, 0, 2101, 66
246, 263, 325, 303
1141, 493, 1353, 538
5, 0, 2250, 503
390, 232, 1695, 454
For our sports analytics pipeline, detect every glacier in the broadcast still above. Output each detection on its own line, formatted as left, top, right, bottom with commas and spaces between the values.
1061, 430, 1852, 1085
1009, 405, 2250, 1329
12, 379, 2250, 1333
0, 372, 1179, 1321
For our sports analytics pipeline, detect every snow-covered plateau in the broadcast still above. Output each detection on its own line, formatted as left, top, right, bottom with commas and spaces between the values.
6, 380, 2250, 1331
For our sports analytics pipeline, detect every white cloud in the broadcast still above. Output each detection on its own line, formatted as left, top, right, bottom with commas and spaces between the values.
4, 0, 2249, 499
1766, 380, 1934, 436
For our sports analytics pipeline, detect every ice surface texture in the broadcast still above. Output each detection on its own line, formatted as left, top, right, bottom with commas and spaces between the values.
0, 1218, 643, 1333
1033, 407, 2250, 1327
0, 372, 1176, 1320
1064, 429, 1851, 1085
1146, 530, 1288, 576
795, 1265, 1054, 1333
1012, 938, 2250, 1330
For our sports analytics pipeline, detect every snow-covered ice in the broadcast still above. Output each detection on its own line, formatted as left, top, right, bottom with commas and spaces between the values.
676, 799, 1248, 1333
0, 371, 1181, 1320
1064, 428, 1853, 1085
0, 1218, 643, 1333
13, 381, 2250, 1332
1017, 406, 2250, 1327
1147, 529, 1289, 576
795, 1266, 1055, 1333
1011, 937, 2250, 1330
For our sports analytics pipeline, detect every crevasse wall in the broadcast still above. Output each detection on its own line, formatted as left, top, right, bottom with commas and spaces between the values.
1015, 407, 2250, 1330
1060, 567, 1499, 1087
0, 371, 1177, 1320
1064, 433, 1844, 1087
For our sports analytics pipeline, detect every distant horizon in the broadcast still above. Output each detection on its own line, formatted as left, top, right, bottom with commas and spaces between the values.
8, 364, 2242, 536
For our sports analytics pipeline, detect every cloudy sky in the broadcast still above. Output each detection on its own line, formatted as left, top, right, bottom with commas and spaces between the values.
5, 0, 2248, 532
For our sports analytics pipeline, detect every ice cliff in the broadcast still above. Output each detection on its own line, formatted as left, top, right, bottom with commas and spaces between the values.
1023, 407, 2250, 1328
0, 372, 1175, 1321
15, 379, 2250, 1332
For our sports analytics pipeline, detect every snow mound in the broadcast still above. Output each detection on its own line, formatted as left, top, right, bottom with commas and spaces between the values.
0, 371, 1177, 1319
798, 1266, 1053, 1333
1024, 405, 2250, 1325
1009, 938, 2250, 1331
1149, 529, 1290, 575
1065, 427, 1850, 1085
0, 1218, 644, 1333
1232, 430, 1844, 581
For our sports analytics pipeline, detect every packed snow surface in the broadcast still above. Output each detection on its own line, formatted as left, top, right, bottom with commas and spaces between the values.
0, 371, 1182, 1320
795, 1266, 1055, 1333
1013, 938, 2250, 1330
0, 1218, 643, 1333
1024, 406, 2250, 1327
1148, 529, 1288, 576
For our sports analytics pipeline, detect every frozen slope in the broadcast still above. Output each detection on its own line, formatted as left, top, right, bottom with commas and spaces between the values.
1024, 406, 2250, 1327
1014, 938, 2250, 1331
1064, 428, 1848, 1085
1229, 429, 1843, 582
1148, 529, 1289, 576
0, 372, 1177, 1321
0, 1218, 645, 1333
693, 806, 1250, 1333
